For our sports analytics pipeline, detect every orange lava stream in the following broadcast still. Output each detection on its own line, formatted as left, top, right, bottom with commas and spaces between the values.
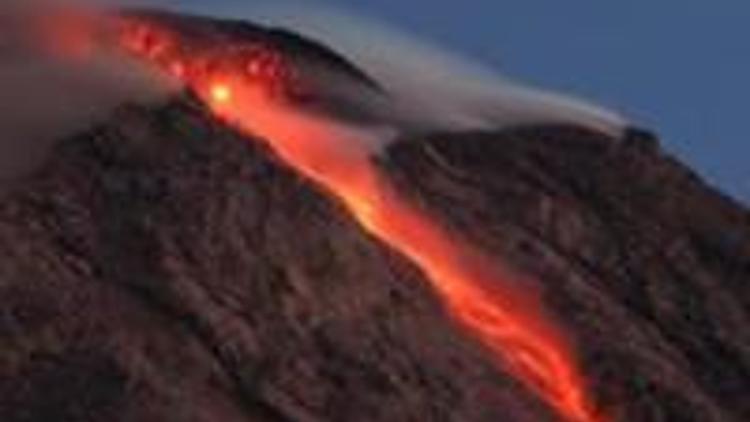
112, 19, 607, 422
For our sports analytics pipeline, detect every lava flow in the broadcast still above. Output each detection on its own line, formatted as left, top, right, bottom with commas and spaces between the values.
113, 17, 606, 422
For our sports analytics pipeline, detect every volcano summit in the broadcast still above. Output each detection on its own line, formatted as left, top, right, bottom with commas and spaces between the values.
0, 8, 747, 422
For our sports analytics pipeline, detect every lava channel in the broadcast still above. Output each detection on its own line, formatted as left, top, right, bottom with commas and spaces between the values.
113, 18, 607, 422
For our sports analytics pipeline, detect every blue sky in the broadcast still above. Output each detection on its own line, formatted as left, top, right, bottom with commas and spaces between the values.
156, 1, 749, 203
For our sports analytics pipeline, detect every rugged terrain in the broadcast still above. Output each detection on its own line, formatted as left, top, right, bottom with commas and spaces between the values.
0, 99, 557, 422
0, 96, 747, 421
385, 127, 750, 421
0, 9, 749, 422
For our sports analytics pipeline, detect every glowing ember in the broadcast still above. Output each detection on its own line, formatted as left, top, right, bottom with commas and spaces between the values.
113, 18, 607, 422
169, 60, 186, 78
210, 83, 233, 104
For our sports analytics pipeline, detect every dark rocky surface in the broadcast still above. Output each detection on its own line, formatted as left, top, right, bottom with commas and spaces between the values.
385, 126, 750, 421
1, 96, 747, 422
0, 11, 747, 421
0, 100, 557, 422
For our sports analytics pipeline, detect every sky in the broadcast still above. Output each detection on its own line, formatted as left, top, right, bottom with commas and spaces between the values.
147, 0, 749, 203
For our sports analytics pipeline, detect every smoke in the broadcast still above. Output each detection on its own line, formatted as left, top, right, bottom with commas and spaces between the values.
240, 2, 628, 136
0, 2, 175, 180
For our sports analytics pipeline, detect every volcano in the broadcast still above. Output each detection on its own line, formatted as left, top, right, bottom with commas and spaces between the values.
0, 9, 748, 422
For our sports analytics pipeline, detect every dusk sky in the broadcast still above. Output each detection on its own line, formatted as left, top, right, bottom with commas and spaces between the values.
149, 0, 749, 203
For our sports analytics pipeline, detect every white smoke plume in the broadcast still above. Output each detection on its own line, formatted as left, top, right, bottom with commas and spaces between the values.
0, 1, 175, 179
239, 2, 628, 136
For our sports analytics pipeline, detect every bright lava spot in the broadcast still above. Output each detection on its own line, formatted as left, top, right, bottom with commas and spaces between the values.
211, 83, 233, 104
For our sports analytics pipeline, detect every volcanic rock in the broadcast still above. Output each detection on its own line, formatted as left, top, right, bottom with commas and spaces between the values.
0, 9, 748, 422
0, 99, 556, 422
385, 126, 750, 421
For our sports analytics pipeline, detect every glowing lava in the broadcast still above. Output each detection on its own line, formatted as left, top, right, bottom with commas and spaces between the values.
113, 17, 607, 422
210, 83, 233, 104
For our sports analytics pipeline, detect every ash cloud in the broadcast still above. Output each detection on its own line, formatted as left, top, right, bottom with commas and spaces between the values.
0, 1, 174, 180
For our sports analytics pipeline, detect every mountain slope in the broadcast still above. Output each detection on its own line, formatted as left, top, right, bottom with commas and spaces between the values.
1, 98, 747, 421
385, 127, 750, 421
0, 8, 748, 422
0, 99, 557, 422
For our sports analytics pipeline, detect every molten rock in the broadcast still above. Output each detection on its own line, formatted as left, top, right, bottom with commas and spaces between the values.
385, 126, 750, 421
0, 8, 748, 422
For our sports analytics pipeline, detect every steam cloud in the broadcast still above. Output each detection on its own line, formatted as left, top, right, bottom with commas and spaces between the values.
0, 1, 174, 180
0, 0, 630, 179
243, 2, 628, 136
